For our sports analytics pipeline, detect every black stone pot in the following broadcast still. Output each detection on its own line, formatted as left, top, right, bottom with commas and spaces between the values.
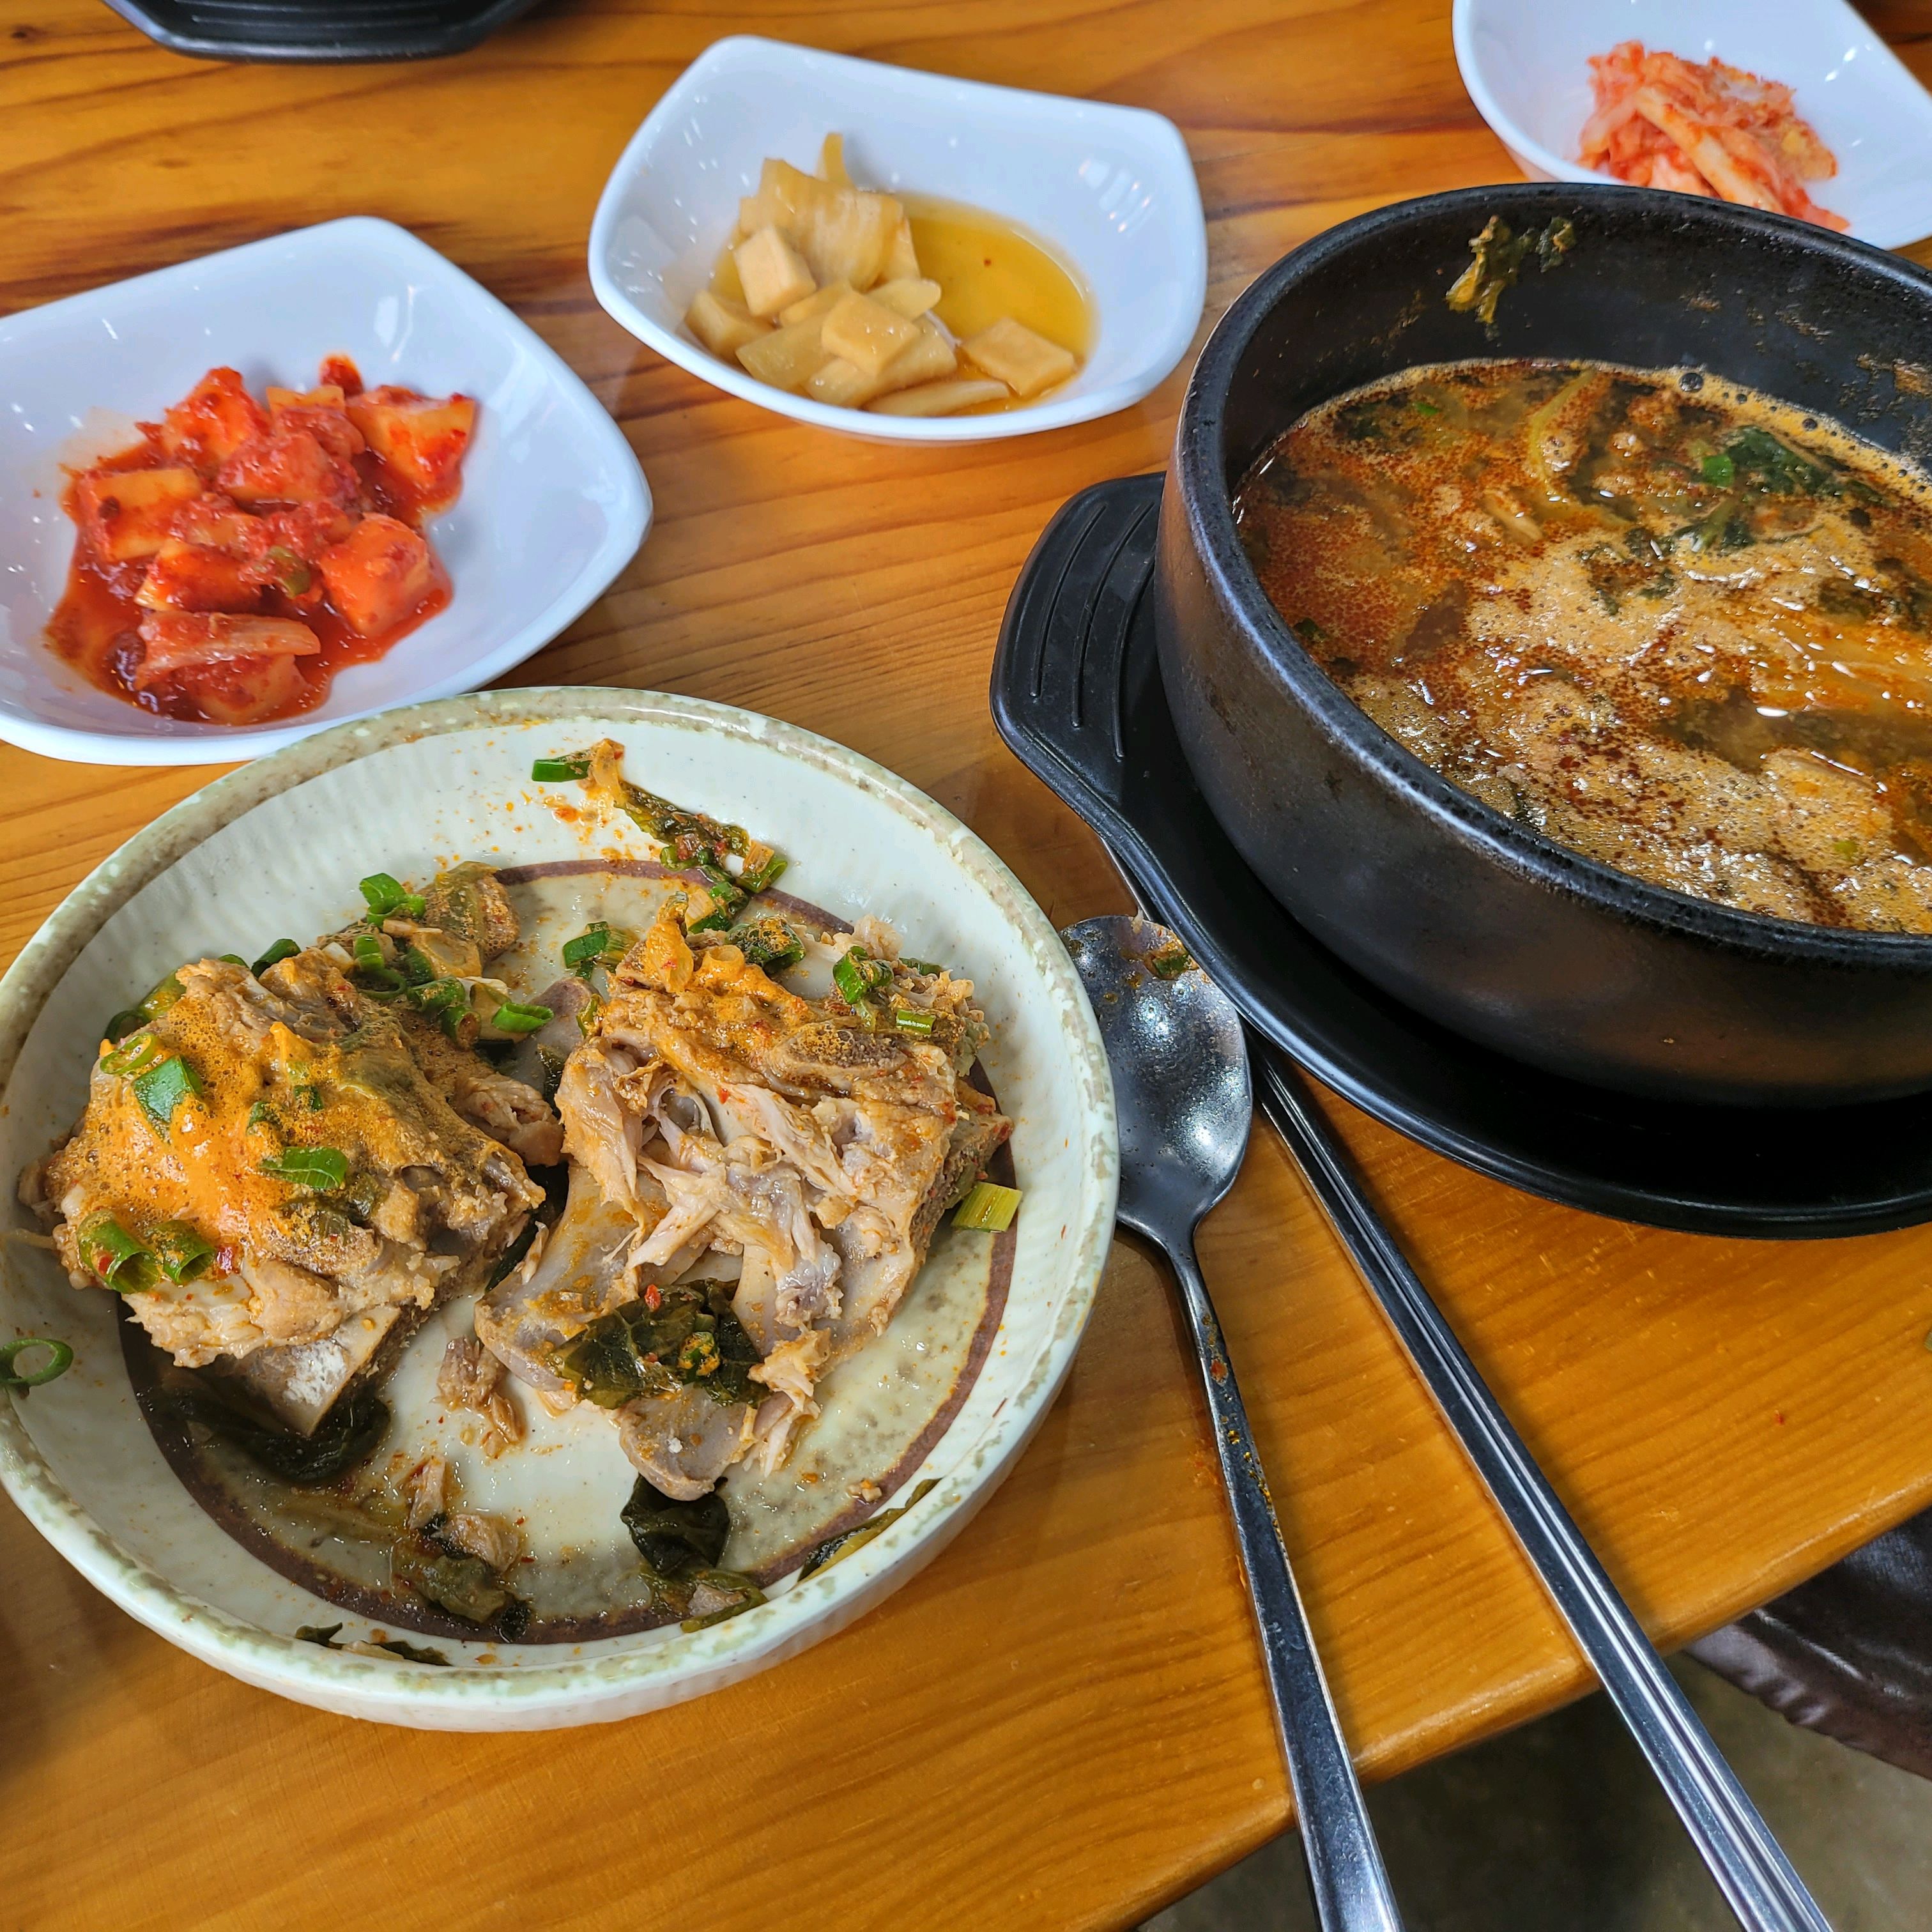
1156, 183, 1932, 1106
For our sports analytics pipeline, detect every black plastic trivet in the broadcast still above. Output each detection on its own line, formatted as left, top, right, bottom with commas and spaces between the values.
105, 0, 540, 62
991, 473, 1932, 1238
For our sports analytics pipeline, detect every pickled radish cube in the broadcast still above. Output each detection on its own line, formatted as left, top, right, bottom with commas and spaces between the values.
734, 225, 816, 318
344, 388, 477, 508
160, 368, 270, 475
318, 514, 436, 636
867, 378, 1010, 418
870, 278, 942, 319
880, 215, 921, 284
686, 289, 771, 359
820, 290, 921, 377
135, 537, 263, 612
134, 611, 319, 683
804, 357, 886, 410
960, 318, 1076, 398
737, 316, 834, 393
265, 385, 365, 460
217, 424, 358, 510
266, 384, 346, 413
71, 466, 203, 562
778, 280, 853, 328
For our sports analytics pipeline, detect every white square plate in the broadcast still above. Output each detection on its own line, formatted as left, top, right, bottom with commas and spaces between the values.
0, 218, 651, 767
588, 36, 1207, 443
1453, 0, 1932, 250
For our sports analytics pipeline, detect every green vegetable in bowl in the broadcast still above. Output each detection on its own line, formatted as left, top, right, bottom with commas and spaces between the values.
77, 1214, 157, 1291
0, 1337, 74, 1392
148, 1220, 214, 1284
954, 1181, 1022, 1232
358, 871, 425, 920
622, 1478, 730, 1575
724, 916, 804, 972
259, 1146, 350, 1190
158, 1384, 390, 1485
562, 921, 633, 979
549, 1279, 757, 1409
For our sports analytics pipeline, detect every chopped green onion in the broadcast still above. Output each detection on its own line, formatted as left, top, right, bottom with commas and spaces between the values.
349, 931, 405, 993
140, 973, 185, 1019
247, 1100, 278, 1133
893, 1006, 936, 1035
399, 945, 436, 987
562, 923, 632, 978
264, 544, 312, 596
577, 992, 604, 1039
251, 938, 300, 976
530, 754, 592, 782
954, 1181, 1022, 1233
358, 873, 425, 920
77, 1215, 157, 1292
489, 1000, 553, 1036
217, 953, 248, 968
148, 1221, 215, 1285
0, 1337, 75, 1391
727, 917, 805, 972
1699, 451, 1736, 487
102, 1008, 148, 1045
132, 1052, 202, 1131
832, 946, 892, 1009
406, 977, 470, 1038
903, 958, 945, 977
1146, 937, 1195, 979
260, 1146, 349, 1191
101, 1032, 168, 1078
739, 852, 788, 896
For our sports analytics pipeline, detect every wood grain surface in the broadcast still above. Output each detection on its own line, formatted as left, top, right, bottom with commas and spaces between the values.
4, 4, 1932, 1928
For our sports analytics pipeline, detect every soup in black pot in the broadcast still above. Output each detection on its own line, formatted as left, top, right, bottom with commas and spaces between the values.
1233, 360, 1932, 933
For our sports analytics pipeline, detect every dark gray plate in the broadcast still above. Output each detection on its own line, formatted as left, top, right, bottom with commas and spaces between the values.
992, 473, 1932, 1238
105, 0, 540, 63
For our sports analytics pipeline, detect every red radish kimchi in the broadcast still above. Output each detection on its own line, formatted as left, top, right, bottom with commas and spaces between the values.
48, 358, 476, 727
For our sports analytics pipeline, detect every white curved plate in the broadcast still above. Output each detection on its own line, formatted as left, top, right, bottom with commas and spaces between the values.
1453, 0, 1932, 250
0, 689, 1117, 1728
588, 36, 1207, 443
0, 220, 651, 767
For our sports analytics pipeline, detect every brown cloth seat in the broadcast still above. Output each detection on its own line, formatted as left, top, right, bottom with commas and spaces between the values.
1689, 1503, 1932, 1781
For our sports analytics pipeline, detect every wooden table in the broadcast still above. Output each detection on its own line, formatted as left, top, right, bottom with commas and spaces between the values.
4, 3, 1932, 1926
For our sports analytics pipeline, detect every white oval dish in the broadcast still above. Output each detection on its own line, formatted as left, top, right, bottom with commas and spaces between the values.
0, 220, 651, 768
0, 688, 1117, 1729
588, 36, 1207, 442
1452, 0, 1932, 251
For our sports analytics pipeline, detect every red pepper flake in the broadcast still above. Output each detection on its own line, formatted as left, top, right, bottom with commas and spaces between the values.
1774, 1409, 1786, 1425
642, 1282, 663, 1312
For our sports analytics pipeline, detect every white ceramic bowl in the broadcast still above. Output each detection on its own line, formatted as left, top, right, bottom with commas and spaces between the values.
1453, 0, 1932, 250
0, 688, 1117, 1729
588, 36, 1207, 442
0, 220, 651, 767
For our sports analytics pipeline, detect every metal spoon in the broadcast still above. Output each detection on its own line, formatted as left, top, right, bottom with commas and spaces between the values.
1064, 914, 1404, 1932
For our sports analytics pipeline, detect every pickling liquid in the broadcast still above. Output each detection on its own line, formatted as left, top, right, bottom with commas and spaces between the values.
901, 194, 1094, 411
